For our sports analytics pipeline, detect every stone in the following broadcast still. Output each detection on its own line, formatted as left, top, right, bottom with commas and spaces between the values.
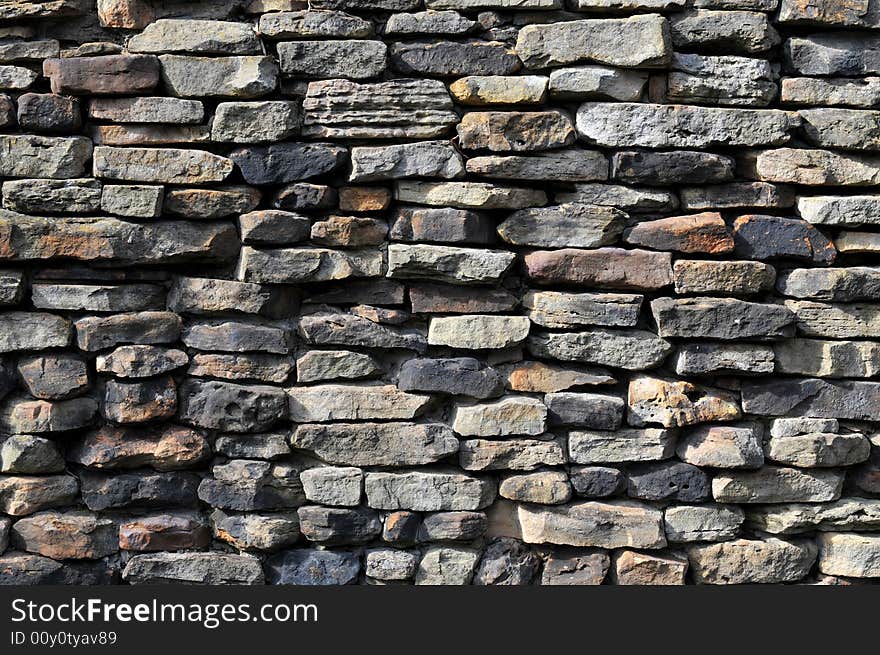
88, 96, 204, 123
457, 111, 575, 152
43, 55, 160, 94
673, 260, 775, 296
198, 460, 305, 511
292, 422, 456, 466
0, 396, 96, 434
459, 438, 566, 471
128, 19, 261, 55
236, 247, 382, 285
310, 216, 387, 247
687, 538, 816, 584
733, 214, 835, 264
16, 93, 81, 133
0, 135, 92, 179
516, 15, 671, 69
398, 358, 503, 398
680, 182, 795, 211
765, 432, 871, 468
11, 511, 118, 560
624, 212, 734, 254
0, 39, 58, 61
667, 52, 777, 107
569, 429, 675, 464
278, 40, 387, 79
576, 103, 798, 148
0, 553, 115, 585
548, 65, 647, 101
774, 339, 880, 378
713, 466, 844, 503
418, 511, 487, 541
778, 0, 880, 27
94, 146, 233, 184
0, 475, 79, 516
503, 361, 615, 392
391, 206, 492, 245
273, 183, 337, 210
159, 54, 278, 98
229, 142, 346, 185
100, 185, 163, 218
777, 268, 880, 302
31, 283, 164, 312
785, 300, 880, 338
102, 377, 176, 424
297, 505, 381, 545
17, 354, 88, 400
771, 417, 839, 438
383, 511, 421, 544
79, 469, 200, 511
385, 10, 476, 35
570, 466, 626, 498
747, 499, 880, 535
366, 549, 419, 581
339, 187, 392, 212
182, 318, 291, 354
123, 552, 264, 585
628, 376, 741, 428
428, 315, 530, 349
498, 204, 624, 248
188, 353, 294, 384
2, 178, 101, 215
546, 392, 624, 429
214, 432, 290, 460
818, 533, 880, 578
466, 150, 608, 182
349, 141, 463, 182
555, 184, 678, 213
541, 550, 610, 585
119, 512, 211, 552
499, 471, 571, 505
524, 248, 673, 291
450, 76, 546, 106
0, 271, 24, 306
527, 328, 673, 370
837, 232, 880, 254
164, 186, 260, 219
756, 148, 880, 186
518, 501, 666, 549
388, 245, 514, 286
452, 397, 547, 437
669, 9, 779, 53
68, 424, 209, 471
169, 277, 296, 318
301, 78, 458, 139
0, 313, 70, 352
613, 150, 734, 185
239, 210, 310, 245
296, 350, 381, 383
677, 423, 765, 469
391, 41, 519, 77
743, 378, 880, 421
364, 469, 495, 511
266, 549, 359, 585
611, 550, 688, 585
799, 108, 880, 151
651, 297, 795, 340
786, 34, 880, 76
664, 505, 744, 543
300, 467, 362, 506
410, 283, 518, 314
289, 383, 429, 421
0, 66, 37, 90
212, 510, 300, 551
415, 546, 480, 585
178, 379, 287, 432
298, 313, 427, 352
75, 312, 182, 351
782, 76, 880, 108
627, 462, 711, 502
397, 180, 547, 209
1, 436, 64, 474
473, 538, 540, 585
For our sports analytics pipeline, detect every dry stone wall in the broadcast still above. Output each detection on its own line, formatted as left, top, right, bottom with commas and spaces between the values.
0, 0, 879, 586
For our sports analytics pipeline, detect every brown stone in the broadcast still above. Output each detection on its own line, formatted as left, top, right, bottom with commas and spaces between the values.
624, 212, 734, 254
119, 512, 211, 551
628, 375, 742, 428
611, 550, 688, 585
338, 187, 392, 212
43, 55, 160, 95
457, 111, 575, 152
102, 377, 177, 424
11, 511, 118, 560
69, 424, 210, 471
524, 248, 673, 291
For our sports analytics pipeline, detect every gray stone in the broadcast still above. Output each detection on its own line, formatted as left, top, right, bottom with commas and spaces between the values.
664, 505, 744, 543
771, 417, 838, 438
79, 469, 200, 511
398, 358, 503, 398
17, 354, 88, 400
777, 267, 880, 302
198, 460, 305, 511
0, 65, 37, 90
540, 549, 610, 585
651, 297, 795, 339
278, 40, 387, 79
818, 533, 880, 578
570, 466, 626, 498
459, 438, 566, 471
569, 428, 675, 464
1, 436, 64, 474
765, 432, 871, 468
235, 247, 383, 284
677, 423, 765, 469
100, 185, 163, 218
214, 433, 290, 461
785, 300, 880, 339
297, 506, 381, 545
782, 76, 880, 108
687, 537, 816, 584
0, 271, 24, 306
385, 10, 476, 35
524, 290, 642, 328
94, 146, 232, 184
546, 392, 624, 429
627, 461, 711, 502
497, 204, 624, 248
555, 184, 678, 213
396, 181, 547, 209
680, 182, 795, 210
75, 312, 182, 351
669, 9, 779, 53
0, 313, 70, 353
391, 40, 519, 77
0, 135, 92, 179
298, 313, 427, 352
31, 283, 164, 312
452, 397, 547, 437
389, 206, 494, 244
349, 141, 463, 182
88, 96, 204, 123
259, 10, 374, 38
527, 328, 673, 370
548, 65, 647, 101
366, 549, 419, 581
212, 510, 300, 551
2, 179, 101, 214
466, 150, 608, 182
743, 378, 880, 421
786, 34, 880, 76
614, 150, 734, 185
266, 549, 360, 585
774, 339, 880, 378
712, 466, 844, 503
124, 552, 264, 585
473, 538, 540, 585
300, 467, 363, 506
450, 75, 547, 105
0, 396, 96, 434
296, 350, 381, 383
667, 52, 777, 107
457, 111, 575, 152
229, 142, 346, 185
129, 19, 260, 55
673, 260, 776, 296
415, 546, 480, 585
182, 319, 290, 354
159, 54, 278, 98
211, 101, 300, 143
428, 315, 531, 350
418, 512, 487, 541
756, 148, 880, 186
365, 469, 495, 511
748, 499, 880, 535
178, 379, 287, 432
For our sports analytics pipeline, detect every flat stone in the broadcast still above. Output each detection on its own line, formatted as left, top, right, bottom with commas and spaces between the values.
680, 182, 795, 210
0, 553, 114, 585
0, 474, 79, 516
428, 315, 531, 349
75, 312, 182, 351
611, 550, 688, 585
187, 353, 294, 384
0, 135, 92, 179
546, 392, 624, 429
43, 55, 160, 94
350, 141, 462, 183
459, 438, 566, 471
524, 290, 641, 329
390, 206, 494, 244
450, 75, 546, 105
31, 283, 164, 312
498, 204, 624, 248
265, 549, 359, 585
390, 40, 518, 78
555, 183, 678, 213
743, 378, 880, 421
396, 180, 547, 209
774, 339, 880, 378
365, 469, 495, 511
229, 142, 346, 185
712, 466, 844, 503
452, 397, 547, 437
576, 103, 798, 148
474, 537, 542, 585
79, 469, 200, 511
624, 212, 734, 254
0, 312, 69, 352
673, 260, 776, 295
398, 357, 503, 398
569, 428, 676, 464
777, 267, 880, 302
0, 396, 96, 434
90, 124, 212, 146
503, 361, 615, 392
664, 505, 744, 543
385, 10, 476, 35
0, 65, 37, 90
259, 10, 373, 38
785, 300, 880, 338
756, 148, 880, 186
278, 40, 387, 79
667, 52, 777, 107
669, 9, 779, 54
525, 248, 673, 291
516, 15, 671, 69
239, 210, 310, 245
628, 375, 742, 428
800, 108, 880, 151
782, 76, 880, 108
235, 246, 383, 284
771, 417, 839, 438
2, 178, 100, 215
300, 467, 362, 506
651, 296, 795, 339
616, 149, 735, 185
733, 214, 836, 264
214, 432, 290, 460
178, 379, 287, 433
527, 328, 673, 370
466, 150, 608, 182
1, 435, 64, 474
409, 283, 518, 314
677, 423, 765, 469
818, 533, 880, 578
121, 512, 211, 552
302, 78, 457, 139
17, 354, 88, 399
415, 546, 480, 585
123, 552, 264, 585
11, 511, 118, 560
102, 377, 176, 424
298, 312, 427, 352
457, 111, 575, 152
418, 511, 487, 541
748, 499, 880, 535
88, 96, 204, 123
17, 93, 81, 133
766, 432, 871, 468
100, 185, 163, 218
168, 277, 296, 318
627, 461, 710, 502
799, 196, 880, 226
0, 271, 24, 306
570, 466, 626, 498
298, 506, 380, 545
366, 549, 419, 580
159, 54, 278, 98
786, 34, 880, 76
289, 384, 430, 422
540, 549, 610, 585
517, 500, 666, 549
182, 319, 290, 354
69, 424, 208, 471
295, 350, 380, 384
687, 538, 816, 584
93, 146, 232, 184
128, 19, 261, 54
549, 65, 647, 101
198, 460, 305, 511
835, 231, 880, 254
778, 0, 880, 27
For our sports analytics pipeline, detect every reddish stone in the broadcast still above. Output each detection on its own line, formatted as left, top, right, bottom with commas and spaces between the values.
43, 55, 160, 95
524, 248, 673, 291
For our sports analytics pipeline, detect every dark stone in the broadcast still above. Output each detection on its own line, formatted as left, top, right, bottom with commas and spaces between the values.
397, 357, 504, 399
230, 143, 347, 185
265, 549, 361, 585
733, 214, 836, 264
627, 462, 711, 502
16, 93, 81, 133
570, 466, 627, 498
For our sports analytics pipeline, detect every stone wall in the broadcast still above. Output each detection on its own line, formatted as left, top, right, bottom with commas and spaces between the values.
0, 0, 878, 586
